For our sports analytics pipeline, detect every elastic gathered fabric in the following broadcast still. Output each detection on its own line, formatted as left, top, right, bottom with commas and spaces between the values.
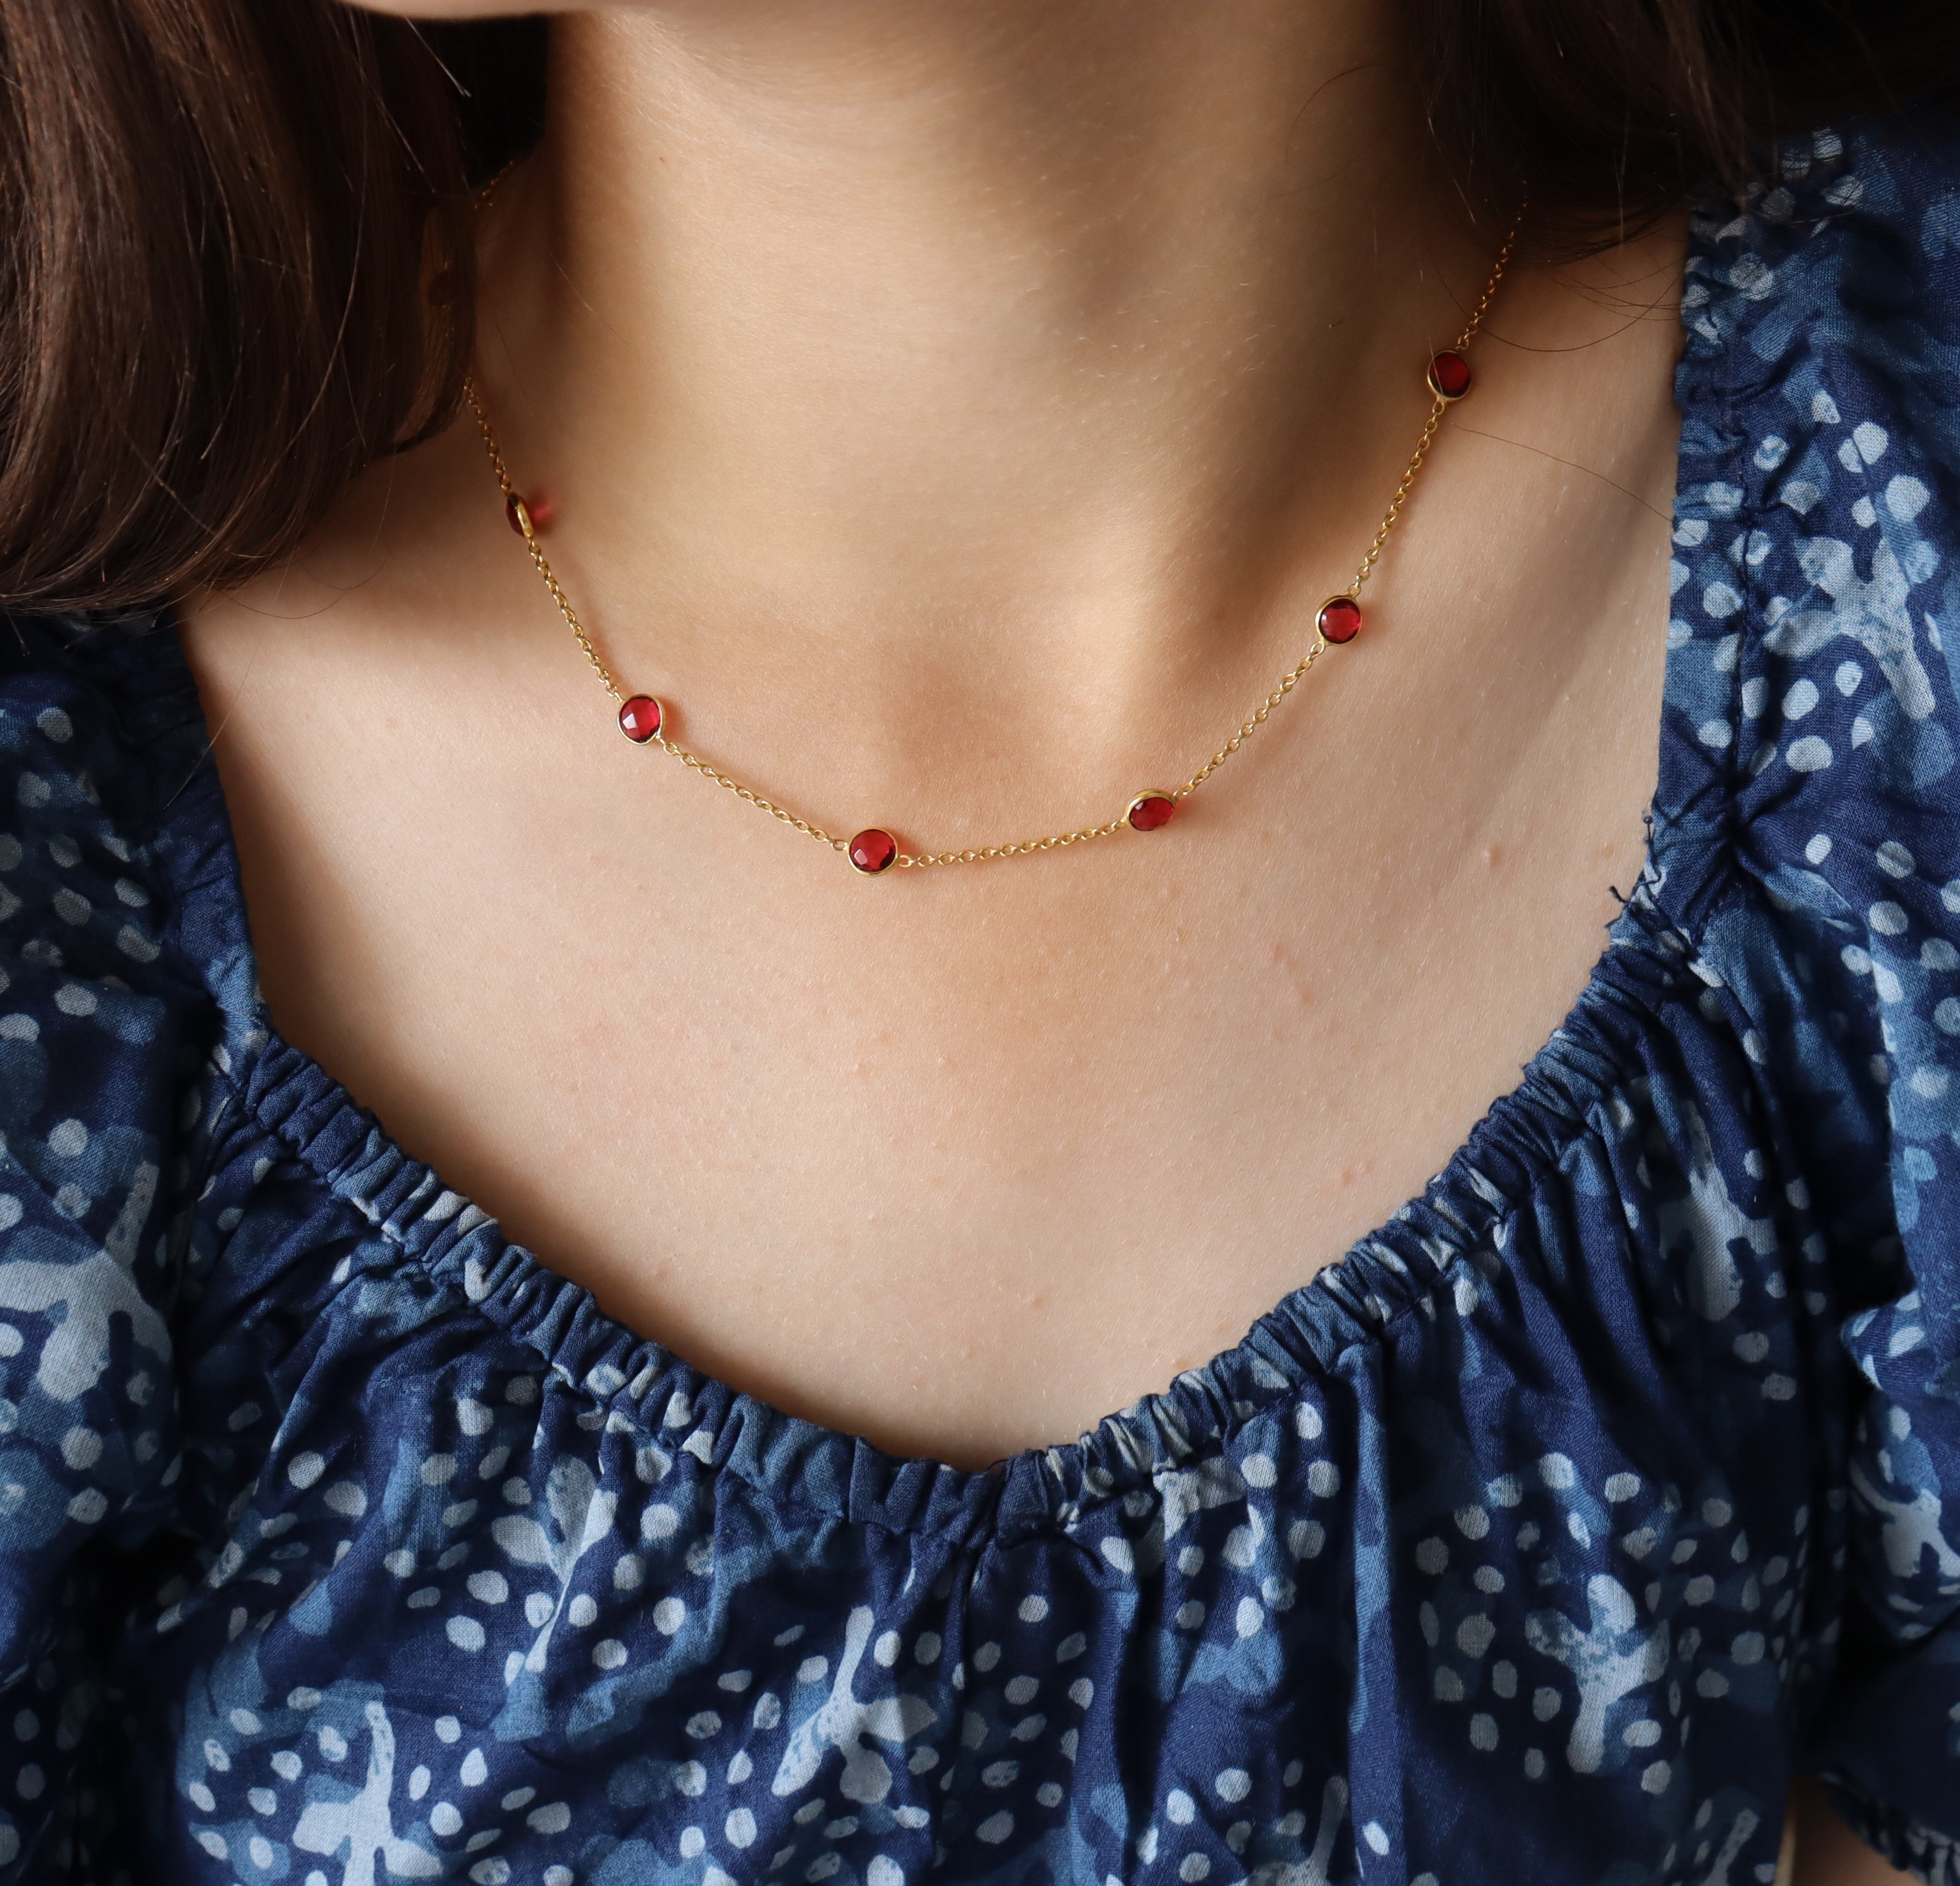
211, 938, 1681, 1554
0, 116, 1954, 1886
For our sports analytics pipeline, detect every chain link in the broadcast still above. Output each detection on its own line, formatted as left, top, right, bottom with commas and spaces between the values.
464, 181, 1520, 871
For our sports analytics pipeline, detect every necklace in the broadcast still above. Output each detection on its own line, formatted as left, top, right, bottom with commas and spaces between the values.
463, 225, 1518, 876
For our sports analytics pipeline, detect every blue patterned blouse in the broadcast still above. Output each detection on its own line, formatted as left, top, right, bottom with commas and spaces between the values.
0, 118, 1957, 1886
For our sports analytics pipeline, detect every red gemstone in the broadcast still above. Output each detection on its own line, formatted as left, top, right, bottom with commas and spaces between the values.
1317, 596, 1364, 645
1127, 791, 1176, 832
428, 267, 458, 306
849, 828, 898, 874
617, 695, 664, 743
1427, 350, 1472, 400
505, 493, 555, 536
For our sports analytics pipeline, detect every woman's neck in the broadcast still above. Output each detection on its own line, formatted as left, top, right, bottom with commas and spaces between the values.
470, 2, 1502, 784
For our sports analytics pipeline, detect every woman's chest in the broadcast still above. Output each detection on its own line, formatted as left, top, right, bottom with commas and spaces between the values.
181, 538, 1668, 1467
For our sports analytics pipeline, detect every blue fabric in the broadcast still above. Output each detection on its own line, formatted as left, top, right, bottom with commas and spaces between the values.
0, 116, 1957, 1886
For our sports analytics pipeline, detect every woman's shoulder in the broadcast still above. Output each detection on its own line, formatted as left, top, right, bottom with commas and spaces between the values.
1671, 109, 1960, 575
0, 605, 251, 1020
1679, 112, 1960, 374
0, 609, 209, 1656
1660, 113, 1960, 916
1647, 108, 1960, 1328
1671, 109, 1960, 586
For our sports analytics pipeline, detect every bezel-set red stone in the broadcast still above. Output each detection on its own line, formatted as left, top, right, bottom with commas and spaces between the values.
1126, 790, 1176, 833
1316, 595, 1364, 645
617, 694, 665, 743
848, 828, 899, 874
506, 493, 556, 537
1426, 349, 1472, 401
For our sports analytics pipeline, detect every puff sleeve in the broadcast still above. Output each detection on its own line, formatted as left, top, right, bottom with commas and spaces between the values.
0, 614, 204, 1873
1667, 124, 1960, 1876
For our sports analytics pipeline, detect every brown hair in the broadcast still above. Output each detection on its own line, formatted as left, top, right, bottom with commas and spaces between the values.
0, 1, 1952, 614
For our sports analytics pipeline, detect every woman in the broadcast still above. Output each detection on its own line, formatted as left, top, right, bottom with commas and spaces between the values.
0, 0, 1953, 1878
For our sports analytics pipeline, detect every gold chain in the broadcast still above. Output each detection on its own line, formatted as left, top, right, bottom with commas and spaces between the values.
462, 176, 1519, 873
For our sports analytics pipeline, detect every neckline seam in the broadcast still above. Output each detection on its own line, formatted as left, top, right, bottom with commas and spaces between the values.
202, 1040, 960, 1541
197, 920, 1713, 1540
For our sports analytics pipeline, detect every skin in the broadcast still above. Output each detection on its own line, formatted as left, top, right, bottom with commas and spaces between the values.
178, 6, 1897, 1877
